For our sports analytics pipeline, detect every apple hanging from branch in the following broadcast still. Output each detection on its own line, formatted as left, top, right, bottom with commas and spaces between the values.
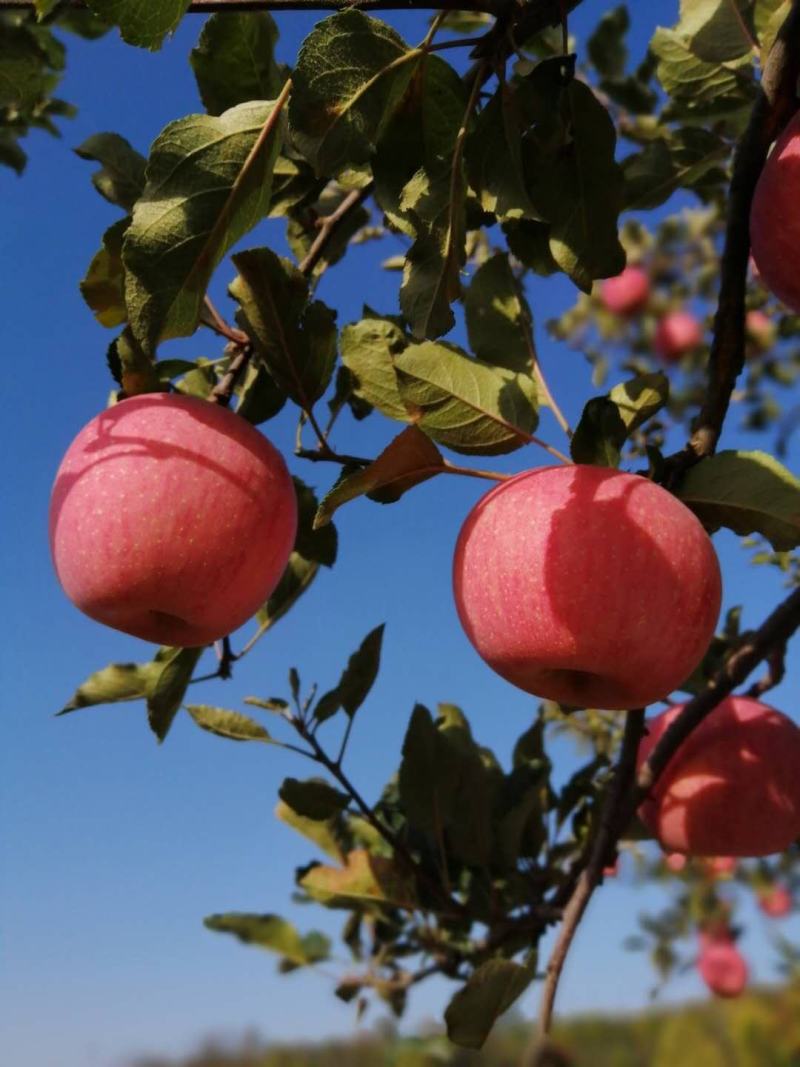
452, 465, 721, 710
50, 393, 297, 647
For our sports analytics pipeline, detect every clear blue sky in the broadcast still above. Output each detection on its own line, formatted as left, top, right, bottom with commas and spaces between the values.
3, 3, 800, 1065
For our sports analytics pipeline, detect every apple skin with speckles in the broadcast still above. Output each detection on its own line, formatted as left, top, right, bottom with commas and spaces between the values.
698, 930, 748, 998
751, 110, 800, 313
637, 696, 800, 857
452, 465, 721, 710
49, 393, 297, 647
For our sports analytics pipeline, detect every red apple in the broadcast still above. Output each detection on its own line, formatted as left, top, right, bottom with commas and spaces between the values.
697, 930, 748, 998
600, 266, 650, 315
759, 883, 792, 918
654, 311, 703, 361
665, 852, 687, 873
745, 309, 776, 351
705, 857, 737, 878
452, 465, 721, 710
751, 111, 800, 313
637, 696, 800, 856
50, 393, 297, 646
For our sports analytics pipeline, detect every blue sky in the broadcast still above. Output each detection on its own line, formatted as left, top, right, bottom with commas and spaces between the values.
3, 3, 800, 1065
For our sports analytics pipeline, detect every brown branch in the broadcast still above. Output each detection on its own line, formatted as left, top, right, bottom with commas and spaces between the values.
746, 642, 786, 698
665, 0, 800, 483
529, 709, 646, 1059
4, 0, 508, 12
209, 342, 254, 405
298, 185, 372, 278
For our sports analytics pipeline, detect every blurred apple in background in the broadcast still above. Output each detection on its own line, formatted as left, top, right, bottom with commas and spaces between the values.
600, 265, 650, 315
637, 696, 800, 857
759, 883, 792, 918
654, 310, 703, 361
698, 928, 749, 998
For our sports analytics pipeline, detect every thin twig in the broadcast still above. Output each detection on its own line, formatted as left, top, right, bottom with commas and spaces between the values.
530, 710, 645, 1056
210, 342, 254, 406
522, 311, 572, 439
4, 0, 509, 11
298, 186, 373, 278
746, 642, 786, 698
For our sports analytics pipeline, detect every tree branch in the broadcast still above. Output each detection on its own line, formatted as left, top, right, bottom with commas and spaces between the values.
665, 0, 800, 482
1, 0, 509, 13
298, 186, 372, 278
529, 709, 645, 1060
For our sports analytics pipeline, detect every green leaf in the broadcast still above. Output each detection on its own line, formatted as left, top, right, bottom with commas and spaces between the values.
398, 704, 460, 836
186, 705, 273, 743
313, 624, 385, 724
75, 132, 146, 210
466, 79, 535, 220
399, 160, 467, 341
373, 54, 468, 236
675, 0, 756, 63
524, 74, 626, 291
108, 326, 161, 395
300, 849, 416, 908
204, 913, 330, 964
124, 100, 285, 354
279, 777, 351, 820
464, 254, 534, 372
393, 342, 538, 455
676, 450, 800, 550
275, 799, 346, 861
86, 0, 190, 50
230, 247, 337, 408
623, 127, 728, 210
234, 360, 286, 424
0, 22, 58, 110
314, 426, 445, 527
445, 957, 536, 1049
80, 217, 129, 328
587, 5, 629, 78
190, 12, 282, 116
340, 313, 410, 422
571, 373, 669, 467
58, 657, 166, 714
289, 10, 420, 176
146, 647, 203, 743
609, 372, 670, 434
502, 219, 559, 277
651, 25, 754, 109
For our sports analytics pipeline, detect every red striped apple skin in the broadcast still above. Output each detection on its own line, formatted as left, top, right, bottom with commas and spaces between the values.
751, 111, 800, 313
50, 393, 297, 647
637, 696, 800, 857
452, 465, 721, 710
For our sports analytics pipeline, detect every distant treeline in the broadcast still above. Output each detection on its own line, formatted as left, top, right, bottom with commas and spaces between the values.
132, 982, 800, 1067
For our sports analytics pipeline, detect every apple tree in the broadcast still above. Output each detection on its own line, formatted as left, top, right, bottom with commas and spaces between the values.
8, 0, 800, 1060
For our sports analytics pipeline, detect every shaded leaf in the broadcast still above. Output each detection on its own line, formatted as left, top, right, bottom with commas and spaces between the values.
340, 313, 410, 421
313, 624, 385, 724
651, 25, 754, 110
75, 132, 145, 211
235, 360, 286, 424
186, 705, 273, 743
190, 12, 282, 115
466, 79, 535, 220
80, 216, 129, 328
230, 247, 337, 408
445, 957, 536, 1049
86, 0, 190, 49
279, 777, 351, 820
677, 450, 800, 550
315, 426, 445, 527
146, 647, 203, 742
204, 912, 330, 964
464, 254, 534, 372
289, 10, 419, 176
571, 373, 668, 467
125, 100, 285, 354
275, 799, 346, 862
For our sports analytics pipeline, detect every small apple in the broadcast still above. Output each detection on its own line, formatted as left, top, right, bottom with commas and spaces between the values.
759, 883, 792, 918
665, 852, 687, 873
697, 930, 748, 998
452, 465, 721, 710
654, 311, 703, 361
600, 266, 650, 316
637, 696, 800, 856
704, 857, 737, 878
50, 393, 298, 646
745, 309, 776, 352
751, 110, 800, 313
